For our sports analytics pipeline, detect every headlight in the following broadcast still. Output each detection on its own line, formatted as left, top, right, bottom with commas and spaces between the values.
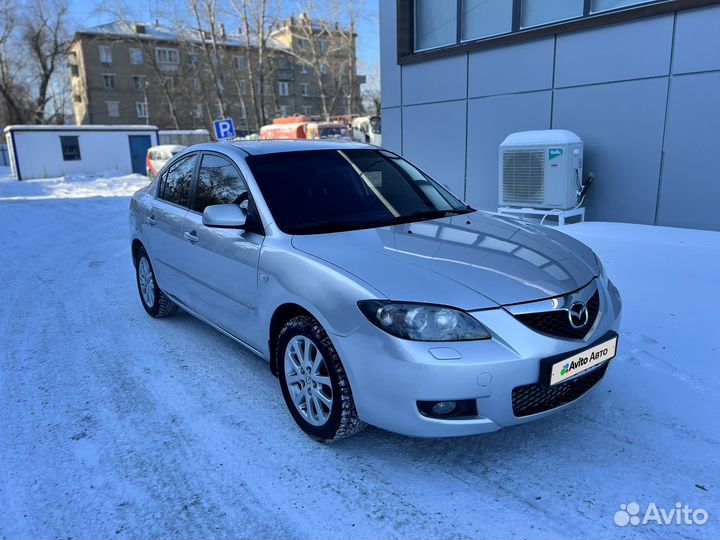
357, 301, 491, 341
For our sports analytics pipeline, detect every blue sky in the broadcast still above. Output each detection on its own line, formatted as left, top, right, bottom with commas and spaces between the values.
68, 0, 380, 88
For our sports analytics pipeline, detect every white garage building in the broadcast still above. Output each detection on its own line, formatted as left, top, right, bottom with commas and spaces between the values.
4, 125, 160, 180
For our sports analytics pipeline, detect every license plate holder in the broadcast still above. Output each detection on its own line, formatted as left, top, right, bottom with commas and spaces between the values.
540, 331, 618, 386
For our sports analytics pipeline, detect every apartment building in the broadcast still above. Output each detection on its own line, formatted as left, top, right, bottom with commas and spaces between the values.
69, 14, 365, 134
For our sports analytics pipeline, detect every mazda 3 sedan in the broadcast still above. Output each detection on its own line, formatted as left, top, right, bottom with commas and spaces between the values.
129, 141, 622, 442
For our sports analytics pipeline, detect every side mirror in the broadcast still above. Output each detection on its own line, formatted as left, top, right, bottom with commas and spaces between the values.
202, 203, 247, 229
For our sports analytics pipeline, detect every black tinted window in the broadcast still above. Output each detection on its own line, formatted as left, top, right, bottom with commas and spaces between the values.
159, 154, 195, 207
193, 154, 248, 212
246, 149, 469, 234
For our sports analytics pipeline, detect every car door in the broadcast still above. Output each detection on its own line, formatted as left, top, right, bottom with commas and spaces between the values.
179, 152, 264, 348
143, 152, 198, 300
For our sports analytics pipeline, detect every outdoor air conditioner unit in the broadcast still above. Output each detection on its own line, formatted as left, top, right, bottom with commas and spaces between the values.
499, 130, 584, 210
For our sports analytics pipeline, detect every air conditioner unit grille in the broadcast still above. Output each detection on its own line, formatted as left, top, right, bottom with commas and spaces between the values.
502, 150, 544, 205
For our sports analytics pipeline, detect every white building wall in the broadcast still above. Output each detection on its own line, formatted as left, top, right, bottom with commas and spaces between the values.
6, 128, 158, 180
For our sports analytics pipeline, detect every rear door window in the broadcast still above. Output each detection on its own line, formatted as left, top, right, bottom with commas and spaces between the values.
158, 153, 196, 207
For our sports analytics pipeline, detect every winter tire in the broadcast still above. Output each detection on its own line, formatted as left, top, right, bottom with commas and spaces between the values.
277, 315, 366, 442
136, 247, 178, 318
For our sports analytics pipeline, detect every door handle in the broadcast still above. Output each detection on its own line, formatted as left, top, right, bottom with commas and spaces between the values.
145, 216, 156, 226
184, 231, 199, 244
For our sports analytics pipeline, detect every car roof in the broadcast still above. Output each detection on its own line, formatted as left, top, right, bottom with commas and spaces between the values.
229, 139, 372, 155
171, 140, 377, 162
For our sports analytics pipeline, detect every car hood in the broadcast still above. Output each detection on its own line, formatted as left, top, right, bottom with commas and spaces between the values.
291, 211, 598, 310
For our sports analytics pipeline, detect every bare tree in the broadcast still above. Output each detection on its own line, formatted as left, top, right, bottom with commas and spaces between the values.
0, 0, 72, 124
187, 0, 228, 119
230, 0, 283, 129
98, 0, 183, 128
283, 1, 363, 121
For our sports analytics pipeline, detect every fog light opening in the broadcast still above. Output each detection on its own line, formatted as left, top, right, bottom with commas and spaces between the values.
431, 401, 457, 415
417, 399, 478, 419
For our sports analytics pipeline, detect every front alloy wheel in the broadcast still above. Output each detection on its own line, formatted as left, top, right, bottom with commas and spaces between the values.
284, 336, 334, 426
277, 315, 366, 442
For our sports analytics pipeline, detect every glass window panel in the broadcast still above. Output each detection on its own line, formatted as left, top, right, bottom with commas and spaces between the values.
521, 0, 583, 28
414, 0, 457, 51
591, 0, 651, 12
462, 0, 513, 40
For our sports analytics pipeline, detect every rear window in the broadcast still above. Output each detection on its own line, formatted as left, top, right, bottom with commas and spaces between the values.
158, 154, 196, 207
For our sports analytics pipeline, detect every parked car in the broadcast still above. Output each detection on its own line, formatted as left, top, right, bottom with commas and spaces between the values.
351, 116, 382, 146
129, 141, 622, 442
146, 144, 185, 180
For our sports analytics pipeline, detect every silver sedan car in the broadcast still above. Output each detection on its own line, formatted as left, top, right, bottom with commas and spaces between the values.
129, 141, 622, 442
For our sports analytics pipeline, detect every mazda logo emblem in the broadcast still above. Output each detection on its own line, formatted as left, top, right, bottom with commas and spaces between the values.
568, 301, 589, 329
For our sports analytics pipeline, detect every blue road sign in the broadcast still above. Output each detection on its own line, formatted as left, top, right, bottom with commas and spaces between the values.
214, 118, 236, 140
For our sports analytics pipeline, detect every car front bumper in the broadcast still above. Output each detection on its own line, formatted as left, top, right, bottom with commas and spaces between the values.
331, 279, 622, 437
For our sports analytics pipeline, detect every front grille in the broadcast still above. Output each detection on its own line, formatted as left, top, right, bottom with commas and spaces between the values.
515, 290, 600, 340
512, 362, 609, 417
502, 150, 545, 205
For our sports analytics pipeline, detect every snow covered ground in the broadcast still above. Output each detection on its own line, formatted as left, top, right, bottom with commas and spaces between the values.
0, 173, 718, 539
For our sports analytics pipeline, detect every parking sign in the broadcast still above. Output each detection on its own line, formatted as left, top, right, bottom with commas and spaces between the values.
214, 118, 236, 140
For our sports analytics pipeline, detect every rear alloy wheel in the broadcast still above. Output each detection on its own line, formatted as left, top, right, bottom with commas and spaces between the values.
135, 247, 178, 318
277, 315, 366, 442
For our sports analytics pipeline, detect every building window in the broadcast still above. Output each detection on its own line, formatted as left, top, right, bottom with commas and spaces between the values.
69, 64, 79, 77
73, 94, 82, 103
299, 63, 309, 74
414, 0, 457, 51
129, 47, 144, 65
155, 47, 179, 69
320, 63, 328, 75
60, 136, 81, 161
238, 80, 248, 95
521, 0, 583, 28
192, 103, 203, 119
462, 0, 513, 40
302, 105, 312, 116
188, 52, 200, 67
301, 82, 309, 96
296, 37, 309, 50
136, 101, 148, 118
99, 45, 112, 65
279, 105, 290, 117
106, 101, 120, 117
102, 73, 115, 89
278, 81, 289, 96
319, 39, 328, 52
591, 0, 648, 11
411, 0, 666, 53
133, 75, 146, 90
234, 55, 246, 70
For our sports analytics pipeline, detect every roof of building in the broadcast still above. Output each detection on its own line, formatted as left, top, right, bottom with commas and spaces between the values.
4, 124, 159, 133
75, 20, 288, 50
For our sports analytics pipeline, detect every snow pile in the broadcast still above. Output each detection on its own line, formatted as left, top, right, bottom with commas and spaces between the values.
0, 169, 150, 200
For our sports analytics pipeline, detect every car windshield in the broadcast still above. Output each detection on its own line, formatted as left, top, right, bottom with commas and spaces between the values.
319, 127, 348, 139
246, 149, 473, 234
